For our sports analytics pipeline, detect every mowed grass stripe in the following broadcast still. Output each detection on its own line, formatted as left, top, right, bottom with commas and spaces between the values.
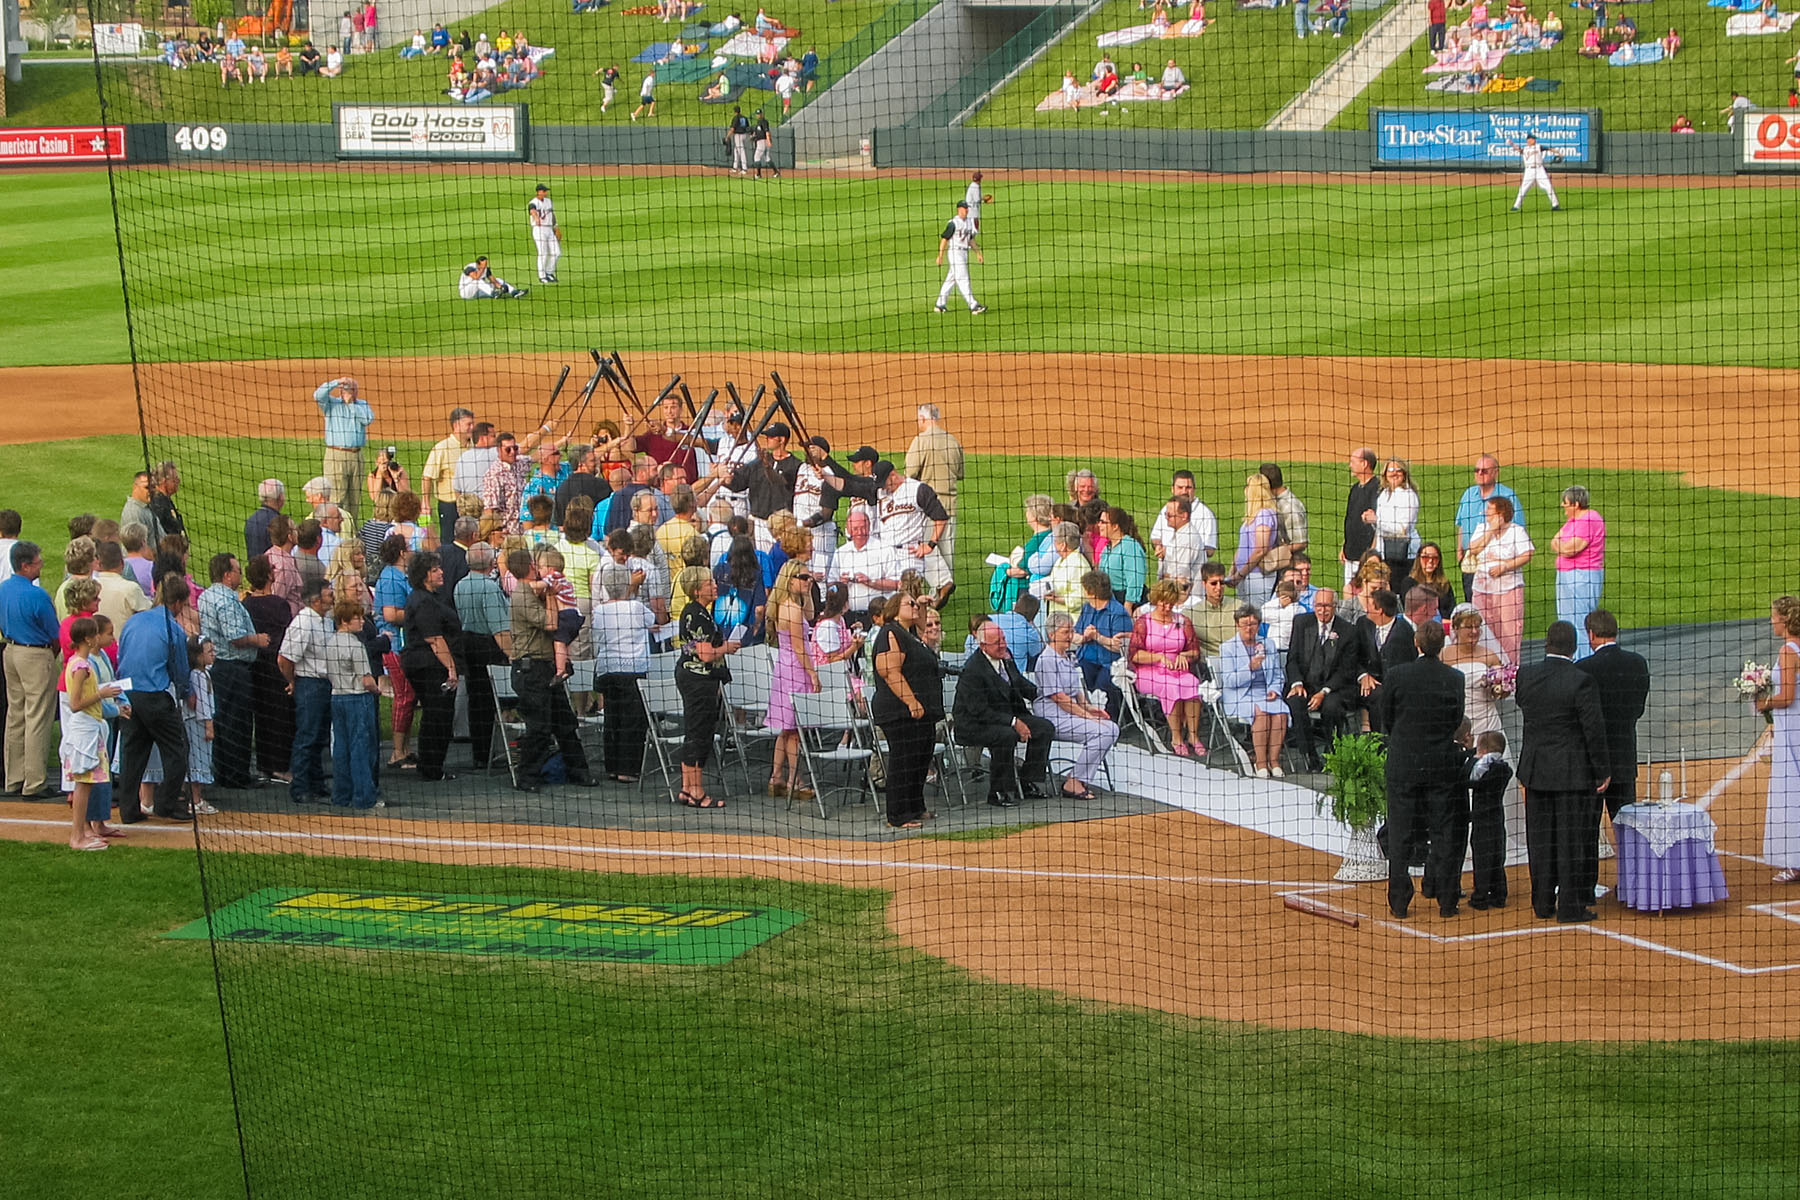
4, 169, 1797, 368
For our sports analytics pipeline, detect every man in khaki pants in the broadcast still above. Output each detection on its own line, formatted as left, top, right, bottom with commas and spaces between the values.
903, 404, 965, 566
313, 377, 374, 523
1, 543, 63, 798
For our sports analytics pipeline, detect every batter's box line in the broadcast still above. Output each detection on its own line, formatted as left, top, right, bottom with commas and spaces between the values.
1276, 887, 1800, 977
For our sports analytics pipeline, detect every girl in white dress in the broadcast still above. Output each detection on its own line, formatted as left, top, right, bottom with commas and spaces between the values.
185, 637, 219, 815
1757, 596, 1800, 882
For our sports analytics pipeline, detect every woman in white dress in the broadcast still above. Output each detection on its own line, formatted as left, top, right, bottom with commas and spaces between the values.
1372, 458, 1421, 581
1441, 604, 1503, 736
1757, 595, 1800, 883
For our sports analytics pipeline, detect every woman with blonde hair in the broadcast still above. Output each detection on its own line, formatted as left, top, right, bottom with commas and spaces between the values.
1372, 458, 1420, 581
762, 558, 821, 801
1226, 473, 1280, 607
1758, 595, 1800, 883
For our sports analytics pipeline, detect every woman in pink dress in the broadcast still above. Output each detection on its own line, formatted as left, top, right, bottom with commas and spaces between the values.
763, 561, 820, 802
1550, 485, 1605, 657
1129, 579, 1206, 756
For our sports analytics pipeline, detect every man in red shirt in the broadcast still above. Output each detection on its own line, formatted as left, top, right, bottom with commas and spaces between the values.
1427, 0, 1447, 50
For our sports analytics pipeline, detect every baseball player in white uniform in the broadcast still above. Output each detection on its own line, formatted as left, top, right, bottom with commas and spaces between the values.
934, 201, 986, 315
873, 460, 954, 605
528, 184, 561, 283
458, 255, 527, 299
1507, 134, 1561, 212
963, 171, 992, 230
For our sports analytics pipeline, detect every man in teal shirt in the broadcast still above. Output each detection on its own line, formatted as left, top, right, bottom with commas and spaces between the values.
1452, 454, 1523, 604
315, 377, 374, 523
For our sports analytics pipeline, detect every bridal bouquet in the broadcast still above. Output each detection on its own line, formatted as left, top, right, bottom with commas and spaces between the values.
1734, 661, 1774, 724
1482, 662, 1517, 699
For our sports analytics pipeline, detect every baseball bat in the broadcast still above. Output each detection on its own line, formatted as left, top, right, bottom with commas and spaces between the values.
563, 360, 608, 440
723, 380, 747, 424
1282, 896, 1360, 929
610, 351, 638, 404
679, 381, 697, 419
532, 364, 572, 435
671, 388, 719, 463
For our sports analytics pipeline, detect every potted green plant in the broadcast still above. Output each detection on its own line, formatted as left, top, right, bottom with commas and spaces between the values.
1318, 731, 1388, 882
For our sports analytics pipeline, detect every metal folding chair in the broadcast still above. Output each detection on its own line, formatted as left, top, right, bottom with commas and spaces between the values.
635, 675, 690, 805
931, 674, 972, 805
1109, 659, 1170, 755
722, 652, 778, 792
486, 664, 528, 786
793, 689, 877, 817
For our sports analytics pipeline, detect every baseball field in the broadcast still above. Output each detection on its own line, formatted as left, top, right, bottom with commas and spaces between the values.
4, 58, 1799, 1196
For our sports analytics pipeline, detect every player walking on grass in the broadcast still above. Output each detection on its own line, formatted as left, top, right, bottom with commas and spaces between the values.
934, 200, 986, 315
1507, 133, 1561, 212
528, 184, 561, 283
631, 69, 657, 120
752, 109, 778, 178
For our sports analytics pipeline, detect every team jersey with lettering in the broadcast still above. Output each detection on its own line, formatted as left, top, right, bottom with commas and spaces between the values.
877, 478, 949, 549
528, 196, 555, 228
940, 214, 976, 260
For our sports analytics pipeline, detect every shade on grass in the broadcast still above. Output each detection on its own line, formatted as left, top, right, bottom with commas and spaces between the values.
5, 169, 1797, 369
5, 840, 1798, 1199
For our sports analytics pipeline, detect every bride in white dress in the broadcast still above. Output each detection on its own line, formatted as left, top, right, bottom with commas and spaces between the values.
1442, 604, 1506, 735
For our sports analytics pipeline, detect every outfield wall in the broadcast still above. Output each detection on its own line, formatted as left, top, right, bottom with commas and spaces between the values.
110, 121, 1736, 174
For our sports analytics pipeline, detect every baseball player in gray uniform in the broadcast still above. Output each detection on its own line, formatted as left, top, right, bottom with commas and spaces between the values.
934, 201, 985, 315
963, 171, 992, 231
528, 184, 561, 283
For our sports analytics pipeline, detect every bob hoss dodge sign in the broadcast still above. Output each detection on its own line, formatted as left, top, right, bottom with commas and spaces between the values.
335, 104, 527, 160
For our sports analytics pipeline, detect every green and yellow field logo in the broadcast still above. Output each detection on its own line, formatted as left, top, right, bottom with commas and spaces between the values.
164, 888, 807, 964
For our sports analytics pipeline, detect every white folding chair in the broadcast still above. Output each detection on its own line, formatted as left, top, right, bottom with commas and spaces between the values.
635, 676, 690, 805
646, 654, 677, 682
932, 673, 972, 806
566, 658, 604, 734
1110, 658, 1170, 756
722, 651, 777, 791
486, 664, 528, 786
793, 689, 876, 817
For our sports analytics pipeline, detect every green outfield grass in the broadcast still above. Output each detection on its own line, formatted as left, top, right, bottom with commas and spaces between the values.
7, 435, 1794, 637
965, 0, 1350, 131
0, 0, 912, 130
6, 839, 1798, 1199
1333, 18, 1797, 133
5, 168, 1798, 369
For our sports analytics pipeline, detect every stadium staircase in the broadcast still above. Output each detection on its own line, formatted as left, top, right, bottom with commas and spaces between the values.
1264, 0, 1423, 132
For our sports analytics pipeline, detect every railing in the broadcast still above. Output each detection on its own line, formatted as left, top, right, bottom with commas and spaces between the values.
809, 0, 941, 97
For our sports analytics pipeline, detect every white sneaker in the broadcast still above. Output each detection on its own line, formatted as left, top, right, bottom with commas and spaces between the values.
1270, 766, 1285, 779
192, 799, 219, 815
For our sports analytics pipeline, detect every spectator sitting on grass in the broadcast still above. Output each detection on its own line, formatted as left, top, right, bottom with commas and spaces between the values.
219, 46, 246, 86
401, 29, 427, 58
246, 45, 268, 81
1160, 59, 1187, 95
297, 42, 321, 73
321, 46, 345, 76
428, 24, 449, 53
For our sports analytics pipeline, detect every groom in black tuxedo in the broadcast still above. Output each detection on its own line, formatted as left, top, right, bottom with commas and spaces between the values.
1376, 621, 1466, 918
954, 620, 1056, 807
1283, 589, 1364, 769
1576, 608, 1651, 820
1515, 621, 1611, 923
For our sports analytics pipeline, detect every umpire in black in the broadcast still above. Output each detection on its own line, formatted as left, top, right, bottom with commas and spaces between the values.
1375, 620, 1466, 918
505, 548, 594, 793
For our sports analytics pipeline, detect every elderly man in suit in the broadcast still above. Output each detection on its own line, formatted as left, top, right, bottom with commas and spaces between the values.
1283, 588, 1363, 770
1354, 587, 1416, 734
954, 619, 1056, 808
1376, 621, 1466, 918
1515, 620, 1611, 923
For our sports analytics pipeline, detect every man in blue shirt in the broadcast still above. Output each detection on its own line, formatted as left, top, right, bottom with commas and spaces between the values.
1, 542, 63, 798
315, 376, 374, 524
988, 594, 1045, 671
116, 577, 193, 820
199, 552, 271, 790
244, 479, 287, 561
1452, 454, 1523, 604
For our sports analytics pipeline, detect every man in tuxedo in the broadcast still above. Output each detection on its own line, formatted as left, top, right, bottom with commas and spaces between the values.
1354, 588, 1416, 734
1283, 588, 1363, 769
954, 620, 1056, 807
1515, 621, 1611, 923
1577, 608, 1651, 820
1376, 621, 1466, 918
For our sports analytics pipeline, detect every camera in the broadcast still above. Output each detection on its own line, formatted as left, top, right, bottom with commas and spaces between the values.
382, 445, 400, 468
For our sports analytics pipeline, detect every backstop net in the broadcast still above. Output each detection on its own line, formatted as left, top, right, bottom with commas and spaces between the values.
83, 0, 1799, 1194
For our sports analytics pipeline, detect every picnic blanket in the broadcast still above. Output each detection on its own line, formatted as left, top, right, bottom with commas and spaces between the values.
1523, 75, 1562, 89
1036, 78, 1189, 110
659, 56, 718, 81
1607, 39, 1664, 63
1096, 18, 1207, 45
718, 30, 790, 56
1423, 47, 1506, 73
1424, 73, 1488, 92
1707, 0, 1760, 9
1726, 11, 1798, 32
630, 40, 706, 62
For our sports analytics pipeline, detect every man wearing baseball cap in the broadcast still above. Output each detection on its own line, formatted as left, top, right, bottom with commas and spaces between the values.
934, 200, 986, 315
874, 459, 955, 606
713, 419, 799, 550
752, 108, 779, 179
793, 435, 849, 572
819, 445, 883, 536
528, 184, 561, 284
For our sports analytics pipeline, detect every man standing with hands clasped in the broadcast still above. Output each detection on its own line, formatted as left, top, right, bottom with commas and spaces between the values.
1515, 621, 1610, 923
934, 201, 986, 315
528, 184, 561, 284
1376, 620, 1466, 918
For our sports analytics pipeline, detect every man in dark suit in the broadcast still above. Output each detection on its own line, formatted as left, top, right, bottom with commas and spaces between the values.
1515, 621, 1611, 923
1354, 588, 1416, 734
1577, 608, 1651, 821
954, 620, 1056, 807
1376, 621, 1466, 918
1283, 588, 1363, 769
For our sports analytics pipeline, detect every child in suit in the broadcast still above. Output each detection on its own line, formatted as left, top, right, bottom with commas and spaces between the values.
1465, 727, 1513, 909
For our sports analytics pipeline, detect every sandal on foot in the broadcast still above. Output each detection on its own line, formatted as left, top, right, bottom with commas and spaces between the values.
1775, 868, 1800, 884
886, 818, 924, 829
1062, 785, 1098, 801
680, 792, 726, 809
1171, 742, 1191, 758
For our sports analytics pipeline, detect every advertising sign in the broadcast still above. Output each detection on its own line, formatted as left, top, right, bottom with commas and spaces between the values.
335, 104, 528, 160
1372, 109, 1599, 170
93, 22, 145, 56
164, 888, 808, 963
1740, 110, 1800, 170
0, 125, 126, 166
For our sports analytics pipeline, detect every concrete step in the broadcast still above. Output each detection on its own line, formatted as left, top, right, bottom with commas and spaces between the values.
1266, 0, 1424, 132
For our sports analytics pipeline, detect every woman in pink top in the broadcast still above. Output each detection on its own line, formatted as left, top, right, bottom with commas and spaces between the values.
1550, 485, 1605, 657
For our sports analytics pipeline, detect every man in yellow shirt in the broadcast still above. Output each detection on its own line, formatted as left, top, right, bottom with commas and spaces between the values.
903, 403, 965, 566
421, 406, 476, 543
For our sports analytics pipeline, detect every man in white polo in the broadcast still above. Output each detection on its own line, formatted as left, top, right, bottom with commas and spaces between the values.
828, 508, 902, 628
